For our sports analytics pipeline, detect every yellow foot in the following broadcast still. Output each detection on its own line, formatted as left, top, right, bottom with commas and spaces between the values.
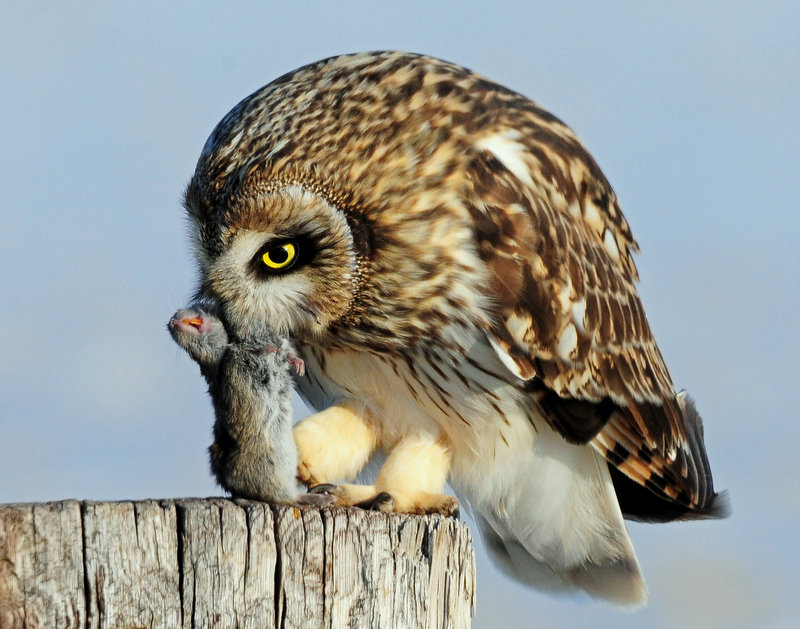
309, 483, 459, 518
297, 459, 320, 488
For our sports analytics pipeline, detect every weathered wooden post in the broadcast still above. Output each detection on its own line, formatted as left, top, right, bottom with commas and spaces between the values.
0, 499, 475, 628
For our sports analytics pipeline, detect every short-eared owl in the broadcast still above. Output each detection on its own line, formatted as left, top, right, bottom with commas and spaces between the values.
183, 51, 727, 606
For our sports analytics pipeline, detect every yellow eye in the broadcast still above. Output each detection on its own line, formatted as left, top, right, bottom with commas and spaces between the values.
261, 242, 297, 270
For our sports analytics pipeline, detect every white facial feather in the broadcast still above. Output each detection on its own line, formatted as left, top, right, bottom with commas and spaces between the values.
207, 231, 316, 336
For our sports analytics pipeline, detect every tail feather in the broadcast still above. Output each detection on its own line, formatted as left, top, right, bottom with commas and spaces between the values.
457, 429, 647, 607
609, 392, 730, 522
476, 513, 647, 607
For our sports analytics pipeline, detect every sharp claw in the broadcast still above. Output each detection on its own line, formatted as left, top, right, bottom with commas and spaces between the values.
308, 483, 338, 495
356, 492, 394, 512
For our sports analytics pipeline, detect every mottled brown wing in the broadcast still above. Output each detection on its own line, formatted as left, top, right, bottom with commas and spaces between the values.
465, 128, 719, 513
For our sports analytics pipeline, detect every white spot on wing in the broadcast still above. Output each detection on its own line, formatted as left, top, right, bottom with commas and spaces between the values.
557, 276, 575, 313
570, 298, 587, 334
603, 229, 620, 260
506, 312, 531, 344
567, 201, 581, 218
667, 447, 677, 463
583, 201, 605, 234
557, 323, 578, 360
474, 130, 534, 188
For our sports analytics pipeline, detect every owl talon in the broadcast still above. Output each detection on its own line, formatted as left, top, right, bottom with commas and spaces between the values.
424, 495, 460, 518
297, 461, 318, 487
308, 483, 338, 495
321, 484, 460, 517
356, 491, 394, 512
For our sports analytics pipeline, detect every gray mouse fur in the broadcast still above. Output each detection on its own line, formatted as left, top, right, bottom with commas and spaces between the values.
168, 306, 301, 502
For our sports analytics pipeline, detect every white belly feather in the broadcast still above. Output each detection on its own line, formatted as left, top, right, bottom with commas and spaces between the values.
295, 333, 646, 606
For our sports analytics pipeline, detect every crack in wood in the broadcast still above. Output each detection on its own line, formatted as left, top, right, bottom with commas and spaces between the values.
176, 502, 186, 629
80, 502, 91, 629
0, 499, 475, 628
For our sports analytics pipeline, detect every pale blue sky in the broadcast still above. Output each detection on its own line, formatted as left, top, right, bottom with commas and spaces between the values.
2, 3, 798, 627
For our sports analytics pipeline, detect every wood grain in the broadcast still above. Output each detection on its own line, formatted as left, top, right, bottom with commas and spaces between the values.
0, 499, 475, 628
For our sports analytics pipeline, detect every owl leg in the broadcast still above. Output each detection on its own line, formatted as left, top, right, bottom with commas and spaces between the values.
293, 400, 378, 487
330, 433, 459, 517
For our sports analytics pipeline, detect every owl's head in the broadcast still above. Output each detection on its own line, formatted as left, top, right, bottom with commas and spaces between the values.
182, 52, 497, 351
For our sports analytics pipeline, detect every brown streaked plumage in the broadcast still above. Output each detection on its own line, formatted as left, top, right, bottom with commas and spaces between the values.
183, 51, 727, 606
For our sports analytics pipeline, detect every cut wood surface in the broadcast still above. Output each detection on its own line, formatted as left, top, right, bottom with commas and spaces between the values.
0, 499, 475, 629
